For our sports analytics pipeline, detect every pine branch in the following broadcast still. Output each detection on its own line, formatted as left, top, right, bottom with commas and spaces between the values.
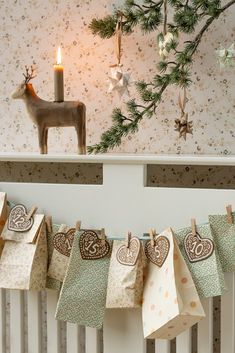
89, 0, 164, 37
88, 0, 235, 153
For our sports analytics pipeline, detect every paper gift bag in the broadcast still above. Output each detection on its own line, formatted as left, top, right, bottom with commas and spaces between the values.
45, 217, 62, 290
142, 228, 205, 340
106, 233, 144, 308
0, 192, 7, 232
47, 224, 76, 282
0, 192, 7, 255
209, 207, 235, 272
56, 229, 112, 329
0, 204, 47, 290
174, 221, 226, 298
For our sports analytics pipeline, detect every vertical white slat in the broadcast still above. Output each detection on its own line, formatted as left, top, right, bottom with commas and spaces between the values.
47, 290, 61, 353
85, 327, 101, 353
0, 289, 6, 353
10, 290, 24, 353
103, 309, 146, 353
67, 323, 82, 353
155, 339, 170, 353
221, 273, 235, 353
197, 298, 213, 353
176, 329, 191, 353
27, 291, 41, 353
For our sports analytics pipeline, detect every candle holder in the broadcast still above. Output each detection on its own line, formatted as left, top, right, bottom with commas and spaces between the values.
11, 66, 86, 155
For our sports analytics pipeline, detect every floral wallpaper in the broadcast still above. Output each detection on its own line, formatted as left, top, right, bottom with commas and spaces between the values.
0, 0, 234, 155
0, 1, 234, 351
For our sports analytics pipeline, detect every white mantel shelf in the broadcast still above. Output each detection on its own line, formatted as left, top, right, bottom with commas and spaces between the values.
0, 153, 235, 166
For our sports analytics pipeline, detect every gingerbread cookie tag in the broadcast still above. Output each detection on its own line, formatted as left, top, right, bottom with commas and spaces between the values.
145, 229, 170, 267
53, 228, 76, 257
7, 204, 36, 232
116, 233, 140, 266
79, 230, 110, 260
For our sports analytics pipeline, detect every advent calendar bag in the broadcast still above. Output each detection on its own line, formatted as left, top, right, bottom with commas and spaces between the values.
45, 218, 62, 290
142, 228, 205, 340
0, 192, 8, 255
174, 221, 226, 298
209, 208, 235, 272
56, 229, 112, 328
47, 224, 76, 283
0, 204, 47, 290
106, 234, 144, 308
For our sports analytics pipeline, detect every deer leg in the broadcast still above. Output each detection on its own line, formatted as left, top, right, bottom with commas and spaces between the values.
76, 109, 86, 154
75, 125, 82, 154
38, 126, 45, 154
81, 109, 86, 154
76, 121, 86, 155
43, 128, 48, 154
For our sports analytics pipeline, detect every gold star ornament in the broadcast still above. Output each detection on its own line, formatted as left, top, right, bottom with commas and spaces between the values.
174, 113, 193, 140
175, 88, 193, 140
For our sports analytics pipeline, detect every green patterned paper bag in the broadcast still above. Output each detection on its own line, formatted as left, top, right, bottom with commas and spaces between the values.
209, 212, 235, 272
56, 229, 112, 329
45, 221, 62, 291
174, 223, 226, 298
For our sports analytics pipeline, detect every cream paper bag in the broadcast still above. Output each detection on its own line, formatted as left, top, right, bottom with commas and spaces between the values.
45, 217, 62, 290
0, 204, 47, 290
106, 234, 144, 308
142, 228, 205, 340
0, 192, 8, 255
47, 224, 76, 282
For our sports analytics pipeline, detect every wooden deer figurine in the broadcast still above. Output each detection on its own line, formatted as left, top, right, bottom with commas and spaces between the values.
12, 66, 86, 154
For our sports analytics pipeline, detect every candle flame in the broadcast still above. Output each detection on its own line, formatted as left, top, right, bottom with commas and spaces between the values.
57, 46, 62, 65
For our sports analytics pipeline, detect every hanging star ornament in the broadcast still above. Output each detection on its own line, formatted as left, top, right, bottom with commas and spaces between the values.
108, 65, 130, 98
215, 44, 235, 69
175, 88, 193, 140
174, 112, 193, 140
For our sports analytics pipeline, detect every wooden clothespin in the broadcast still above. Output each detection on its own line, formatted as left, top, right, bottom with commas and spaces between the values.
26, 206, 38, 221
76, 221, 81, 231
149, 228, 156, 247
126, 231, 132, 248
45, 215, 52, 233
226, 204, 233, 224
100, 228, 106, 245
191, 218, 197, 236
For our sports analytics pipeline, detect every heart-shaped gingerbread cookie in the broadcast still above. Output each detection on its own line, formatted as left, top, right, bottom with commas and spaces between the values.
184, 232, 214, 263
145, 236, 170, 267
79, 230, 110, 260
116, 237, 141, 266
53, 228, 75, 257
8, 204, 34, 232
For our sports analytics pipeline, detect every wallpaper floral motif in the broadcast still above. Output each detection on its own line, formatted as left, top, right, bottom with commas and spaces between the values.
0, 0, 234, 155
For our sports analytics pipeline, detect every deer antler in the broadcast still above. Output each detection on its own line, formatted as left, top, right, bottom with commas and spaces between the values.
23, 65, 36, 84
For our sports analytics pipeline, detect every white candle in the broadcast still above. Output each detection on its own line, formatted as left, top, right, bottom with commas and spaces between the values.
54, 47, 64, 102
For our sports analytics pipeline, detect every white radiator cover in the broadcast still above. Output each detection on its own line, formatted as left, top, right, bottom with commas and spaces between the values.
0, 154, 234, 353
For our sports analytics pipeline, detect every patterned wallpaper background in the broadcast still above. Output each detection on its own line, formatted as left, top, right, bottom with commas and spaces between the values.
0, 0, 234, 155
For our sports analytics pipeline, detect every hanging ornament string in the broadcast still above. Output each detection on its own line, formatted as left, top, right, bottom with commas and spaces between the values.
174, 88, 193, 140
178, 87, 187, 115
116, 13, 123, 67
108, 13, 130, 97
163, 0, 167, 36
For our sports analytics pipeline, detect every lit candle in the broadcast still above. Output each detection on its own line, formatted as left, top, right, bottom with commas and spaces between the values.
54, 46, 64, 102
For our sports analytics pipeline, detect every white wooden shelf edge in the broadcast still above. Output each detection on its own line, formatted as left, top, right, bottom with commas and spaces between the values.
0, 153, 235, 166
